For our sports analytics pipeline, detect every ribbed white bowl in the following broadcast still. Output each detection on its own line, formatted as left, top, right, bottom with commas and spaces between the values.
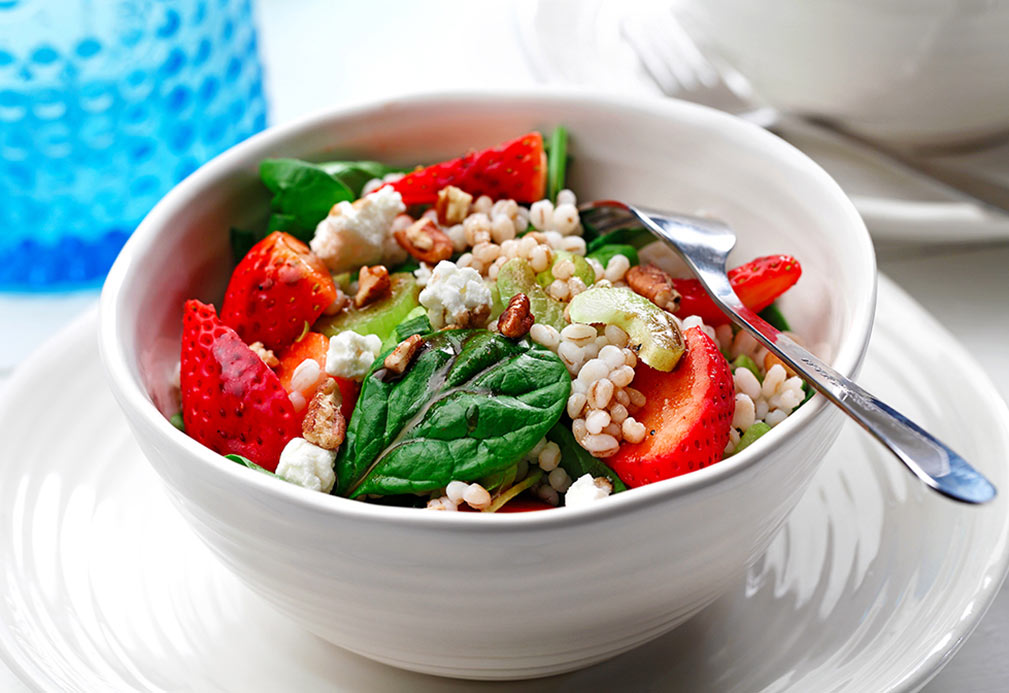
98, 91, 875, 679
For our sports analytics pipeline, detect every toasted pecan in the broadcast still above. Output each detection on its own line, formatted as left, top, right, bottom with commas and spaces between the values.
435, 185, 473, 226
498, 293, 534, 339
394, 218, 453, 264
383, 334, 425, 375
302, 379, 346, 450
626, 263, 681, 312
355, 265, 391, 307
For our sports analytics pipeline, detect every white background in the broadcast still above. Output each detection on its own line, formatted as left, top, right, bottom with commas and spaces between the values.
0, 0, 1007, 689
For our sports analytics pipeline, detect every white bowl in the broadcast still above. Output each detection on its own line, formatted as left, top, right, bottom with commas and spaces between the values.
675, 0, 1009, 145
98, 90, 875, 680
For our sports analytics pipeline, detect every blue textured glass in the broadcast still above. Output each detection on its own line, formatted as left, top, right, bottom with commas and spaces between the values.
0, 0, 268, 291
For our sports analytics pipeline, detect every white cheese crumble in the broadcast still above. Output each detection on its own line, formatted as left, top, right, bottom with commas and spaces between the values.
418, 260, 492, 329
276, 437, 337, 493
325, 330, 383, 381
564, 474, 613, 508
310, 186, 406, 273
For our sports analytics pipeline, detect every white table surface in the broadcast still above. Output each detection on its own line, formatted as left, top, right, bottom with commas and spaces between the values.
1, 1, 1007, 690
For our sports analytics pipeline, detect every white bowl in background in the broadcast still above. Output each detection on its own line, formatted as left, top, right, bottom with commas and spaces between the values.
98, 90, 875, 680
674, 0, 1009, 146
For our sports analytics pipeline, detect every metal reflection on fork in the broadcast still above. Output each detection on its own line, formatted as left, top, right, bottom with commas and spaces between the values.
581, 200, 997, 504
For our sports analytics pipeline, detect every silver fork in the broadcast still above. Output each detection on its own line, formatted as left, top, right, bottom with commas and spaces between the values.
582, 201, 997, 504
620, 7, 1009, 215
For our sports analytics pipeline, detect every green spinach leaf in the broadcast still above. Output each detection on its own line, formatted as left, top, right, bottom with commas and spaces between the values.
319, 161, 404, 198
587, 243, 639, 268
259, 158, 354, 234
546, 421, 627, 493
336, 330, 571, 498
547, 126, 568, 202
586, 226, 655, 253
225, 453, 278, 477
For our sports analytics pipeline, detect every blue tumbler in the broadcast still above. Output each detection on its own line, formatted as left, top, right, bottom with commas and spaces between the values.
0, 0, 268, 290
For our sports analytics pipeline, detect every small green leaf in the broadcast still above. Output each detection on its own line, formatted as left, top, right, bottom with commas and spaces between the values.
169, 412, 185, 432
587, 244, 639, 269
485, 469, 544, 513
336, 330, 571, 498
319, 160, 404, 198
230, 227, 266, 262
758, 302, 792, 332
225, 453, 278, 477
395, 312, 433, 342
586, 226, 655, 253
547, 126, 568, 202
265, 212, 314, 243
260, 158, 354, 233
546, 422, 627, 493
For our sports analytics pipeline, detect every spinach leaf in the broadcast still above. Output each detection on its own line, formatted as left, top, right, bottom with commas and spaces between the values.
265, 212, 314, 243
259, 158, 354, 234
587, 243, 639, 268
547, 126, 568, 202
758, 302, 791, 332
336, 330, 571, 498
319, 161, 404, 198
546, 421, 627, 493
230, 227, 266, 262
586, 226, 655, 253
395, 313, 433, 341
225, 453, 277, 477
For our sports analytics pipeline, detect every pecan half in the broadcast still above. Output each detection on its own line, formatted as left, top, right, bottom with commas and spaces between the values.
626, 264, 681, 312
435, 185, 473, 225
302, 378, 346, 450
498, 293, 534, 339
383, 334, 425, 375
394, 218, 453, 264
355, 265, 391, 307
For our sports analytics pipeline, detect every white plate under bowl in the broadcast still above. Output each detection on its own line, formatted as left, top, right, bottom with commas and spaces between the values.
1, 275, 1007, 691
514, 0, 1009, 244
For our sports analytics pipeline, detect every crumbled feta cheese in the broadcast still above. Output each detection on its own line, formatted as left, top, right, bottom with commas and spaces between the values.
564, 474, 613, 508
419, 260, 492, 329
310, 186, 406, 273
325, 330, 383, 381
276, 437, 337, 493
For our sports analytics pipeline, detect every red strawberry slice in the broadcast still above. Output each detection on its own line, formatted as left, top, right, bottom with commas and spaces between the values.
673, 255, 801, 325
608, 327, 734, 487
180, 300, 300, 470
221, 231, 338, 350
275, 331, 359, 421
385, 132, 547, 204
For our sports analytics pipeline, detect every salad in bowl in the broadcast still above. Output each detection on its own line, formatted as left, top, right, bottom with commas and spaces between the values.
173, 128, 810, 512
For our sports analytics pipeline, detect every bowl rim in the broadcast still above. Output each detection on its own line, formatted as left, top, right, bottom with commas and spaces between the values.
99, 87, 877, 532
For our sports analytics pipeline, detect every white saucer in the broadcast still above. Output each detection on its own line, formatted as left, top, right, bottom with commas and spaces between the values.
515, 0, 1009, 244
1, 275, 1008, 692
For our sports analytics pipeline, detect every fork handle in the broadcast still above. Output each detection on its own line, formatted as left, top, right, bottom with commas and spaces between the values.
723, 305, 995, 503
634, 209, 997, 504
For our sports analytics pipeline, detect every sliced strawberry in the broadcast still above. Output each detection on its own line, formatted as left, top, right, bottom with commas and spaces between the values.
221, 231, 338, 350
386, 132, 547, 205
275, 331, 358, 421
673, 255, 801, 325
608, 327, 734, 487
180, 300, 300, 470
